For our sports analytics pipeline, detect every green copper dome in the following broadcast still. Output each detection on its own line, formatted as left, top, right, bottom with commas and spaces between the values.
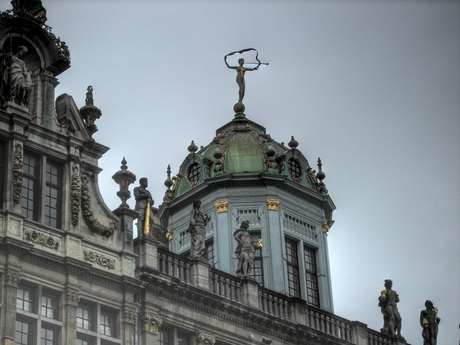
163, 114, 328, 201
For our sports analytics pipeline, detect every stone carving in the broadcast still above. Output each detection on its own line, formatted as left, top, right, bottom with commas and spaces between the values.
420, 300, 440, 345
0, 46, 32, 107
265, 198, 280, 211
80, 174, 116, 237
123, 308, 137, 324
321, 219, 330, 234
112, 157, 136, 208
234, 220, 261, 278
79, 86, 102, 135
5, 271, 21, 287
188, 200, 210, 260
134, 177, 154, 237
378, 279, 404, 340
196, 331, 216, 345
12, 143, 23, 204
66, 291, 81, 306
83, 250, 115, 270
71, 164, 80, 226
214, 200, 229, 213
141, 312, 162, 334
25, 229, 59, 249
10, 0, 48, 25
165, 227, 174, 243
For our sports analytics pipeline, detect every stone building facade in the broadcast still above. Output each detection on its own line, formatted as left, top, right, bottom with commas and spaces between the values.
0, 2, 407, 345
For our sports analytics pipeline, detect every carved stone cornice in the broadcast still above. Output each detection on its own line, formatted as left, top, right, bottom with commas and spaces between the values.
5, 271, 21, 287
265, 198, 280, 211
214, 200, 229, 213
12, 143, 23, 205
123, 308, 137, 324
141, 312, 162, 334
83, 250, 115, 270
196, 331, 216, 345
80, 174, 116, 237
24, 229, 59, 249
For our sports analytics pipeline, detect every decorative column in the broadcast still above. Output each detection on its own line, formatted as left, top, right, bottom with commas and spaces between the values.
122, 307, 137, 345
3, 268, 21, 345
265, 197, 285, 292
214, 199, 231, 272
140, 312, 162, 344
63, 287, 80, 345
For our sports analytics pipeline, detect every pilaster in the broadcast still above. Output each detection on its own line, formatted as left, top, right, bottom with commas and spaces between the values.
63, 285, 81, 345
122, 306, 137, 345
3, 262, 21, 345
140, 312, 162, 344
190, 259, 210, 290
239, 278, 259, 308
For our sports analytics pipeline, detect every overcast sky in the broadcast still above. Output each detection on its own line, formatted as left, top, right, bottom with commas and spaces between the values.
14, 1, 460, 344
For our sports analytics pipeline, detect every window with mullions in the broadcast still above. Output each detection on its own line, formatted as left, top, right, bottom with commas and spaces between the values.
77, 304, 94, 331
41, 293, 58, 319
304, 246, 319, 307
158, 330, 170, 345
285, 238, 301, 298
249, 232, 263, 285
205, 241, 215, 266
17, 286, 34, 312
41, 327, 55, 345
287, 158, 302, 178
187, 163, 200, 182
100, 309, 116, 337
21, 152, 63, 229
15, 319, 33, 345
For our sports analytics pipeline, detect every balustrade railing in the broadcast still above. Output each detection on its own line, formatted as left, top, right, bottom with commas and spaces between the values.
305, 306, 353, 342
366, 329, 393, 345
209, 268, 241, 301
158, 248, 191, 283
258, 287, 290, 320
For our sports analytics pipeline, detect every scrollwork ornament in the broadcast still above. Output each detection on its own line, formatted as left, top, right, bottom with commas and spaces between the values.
13, 143, 23, 204
66, 291, 81, 306
141, 312, 162, 334
196, 331, 216, 345
6, 271, 21, 287
123, 308, 137, 324
25, 229, 59, 249
71, 164, 80, 226
83, 250, 115, 270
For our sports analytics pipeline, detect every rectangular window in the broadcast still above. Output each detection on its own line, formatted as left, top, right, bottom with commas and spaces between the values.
76, 335, 94, 345
177, 333, 189, 345
77, 305, 93, 331
205, 241, 214, 266
17, 287, 34, 312
158, 330, 170, 345
21, 153, 40, 221
100, 309, 116, 337
41, 294, 58, 319
40, 327, 55, 345
15, 320, 32, 345
44, 161, 61, 228
250, 232, 263, 285
285, 238, 301, 298
304, 246, 319, 307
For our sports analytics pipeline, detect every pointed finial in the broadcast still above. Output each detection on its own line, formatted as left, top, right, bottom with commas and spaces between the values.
316, 157, 325, 181
288, 136, 299, 149
164, 164, 173, 189
188, 140, 198, 153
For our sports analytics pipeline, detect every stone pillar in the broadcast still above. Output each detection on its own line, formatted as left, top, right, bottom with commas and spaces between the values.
2, 268, 21, 345
122, 306, 137, 345
240, 278, 259, 308
140, 312, 162, 344
289, 297, 306, 325
265, 197, 285, 292
137, 236, 158, 269
350, 321, 368, 345
214, 199, 231, 272
113, 207, 138, 252
190, 259, 210, 290
63, 287, 80, 345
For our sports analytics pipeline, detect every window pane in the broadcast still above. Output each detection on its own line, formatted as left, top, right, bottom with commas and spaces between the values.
41, 327, 54, 345
100, 310, 116, 337
249, 233, 263, 285
77, 306, 93, 330
158, 330, 169, 345
17, 287, 33, 312
41, 294, 57, 319
45, 161, 61, 228
285, 239, 300, 298
304, 246, 319, 307
15, 320, 30, 345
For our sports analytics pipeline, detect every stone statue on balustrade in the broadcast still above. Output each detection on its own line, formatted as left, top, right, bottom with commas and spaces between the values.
134, 177, 155, 237
378, 279, 404, 340
188, 200, 209, 260
234, 220, 262, 279
0, 46, 32, 107
420, 300, 440, 345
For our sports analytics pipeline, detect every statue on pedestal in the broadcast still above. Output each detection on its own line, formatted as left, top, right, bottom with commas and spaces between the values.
234, 220, 261, 278
134, 177, 154, 236
420, 300, 440, 345
188, 200, 209, 260
378, 279, 404, 340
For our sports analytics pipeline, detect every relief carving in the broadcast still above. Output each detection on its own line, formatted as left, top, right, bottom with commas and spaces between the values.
66, 291, 81, 306
214, 200, 229, 213
196, 331, 216, 345
141, 312, 162, 334
25, 229, 59, 249
6, 271, 21, 287
83, 250, 115, 270
80, 174, 116, 237
123, 308, 137, 324
266, 198, 280, 211
71, 164, 80, 226
12, 143, 23, 205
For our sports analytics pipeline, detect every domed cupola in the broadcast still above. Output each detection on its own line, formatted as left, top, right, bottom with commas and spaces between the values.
163, 111, 328, 202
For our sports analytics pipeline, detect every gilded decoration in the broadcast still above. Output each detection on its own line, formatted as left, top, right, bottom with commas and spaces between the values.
25, 229, 59, 250
12, 143, 23, 205
214, 200, 229, 213
196, 331, 216, 345
141, 312, 162, 334
266, 198, 280, 211
165, 227, 174, 243
123, 308, 137, 324
80, 174, 116, 237
71, 164, 80, 226
321, 219, 330, 234
83, 250, 115, 270
66, 291, 81, 306
6, 271, 21, 287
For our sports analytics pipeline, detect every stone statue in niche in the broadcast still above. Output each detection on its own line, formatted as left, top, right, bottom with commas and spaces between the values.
0, 46, 32, 107
234, 220, 262, 278
420, 300, 440, 345
134, 177, 154, 236
188, 200, 209, 260
378, 279, 404, 340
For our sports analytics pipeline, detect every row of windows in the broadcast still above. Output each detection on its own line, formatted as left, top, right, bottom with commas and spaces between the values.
16, 284, 118, 345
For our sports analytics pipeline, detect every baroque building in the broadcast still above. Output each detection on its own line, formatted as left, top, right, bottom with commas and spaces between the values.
0, 2, 409, 345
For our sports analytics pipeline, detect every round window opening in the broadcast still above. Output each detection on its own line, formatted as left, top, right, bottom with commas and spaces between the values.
288, 158, 302, 178
188, 163, 201, 182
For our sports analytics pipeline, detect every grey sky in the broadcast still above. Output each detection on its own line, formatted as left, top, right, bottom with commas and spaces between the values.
24, 1, 460, 344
